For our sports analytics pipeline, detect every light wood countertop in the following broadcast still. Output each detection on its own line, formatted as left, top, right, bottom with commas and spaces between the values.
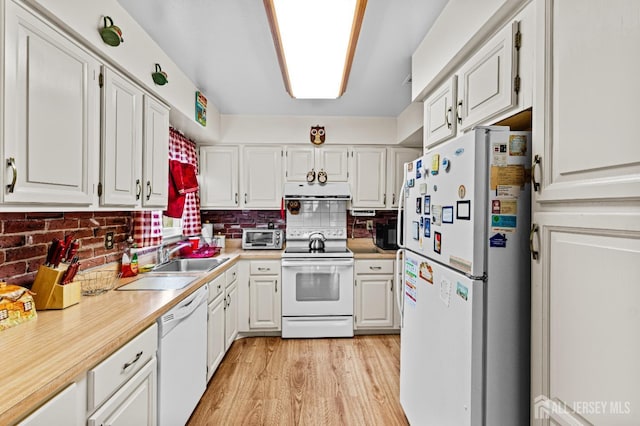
2, 242, 393, 424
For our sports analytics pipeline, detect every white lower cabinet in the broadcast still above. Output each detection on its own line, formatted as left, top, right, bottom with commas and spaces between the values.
224, 282, 238, 350
87, 358, 156, 426
248, 260, 281, 330
354, 259, 395, 329
207, 274, 226, 381
86, 324, 158, 425
18, 383, 83, 426
224, 265, 239, 350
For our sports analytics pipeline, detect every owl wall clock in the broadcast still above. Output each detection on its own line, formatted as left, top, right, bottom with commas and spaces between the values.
310, 125, 325, 145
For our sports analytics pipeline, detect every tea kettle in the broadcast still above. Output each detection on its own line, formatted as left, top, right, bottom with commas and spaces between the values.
308, 232, 326, 250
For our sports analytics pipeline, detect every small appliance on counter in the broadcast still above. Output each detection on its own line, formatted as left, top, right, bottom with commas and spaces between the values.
241, 229, 283, 250
375, 222, 398, 250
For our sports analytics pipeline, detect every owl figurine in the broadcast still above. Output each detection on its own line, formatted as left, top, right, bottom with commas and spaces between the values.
310, 125, 325, 145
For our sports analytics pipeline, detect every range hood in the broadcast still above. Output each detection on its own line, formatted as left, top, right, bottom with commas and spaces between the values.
283, 182, 351, 200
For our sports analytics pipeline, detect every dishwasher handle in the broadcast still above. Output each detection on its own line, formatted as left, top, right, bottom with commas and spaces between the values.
159, 286, 208, 333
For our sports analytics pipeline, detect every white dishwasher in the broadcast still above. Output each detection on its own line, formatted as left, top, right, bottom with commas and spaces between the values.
157, 285, 208, 426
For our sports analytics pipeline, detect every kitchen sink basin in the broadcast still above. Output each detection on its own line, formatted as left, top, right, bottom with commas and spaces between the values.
151, 257, 229, 273
117, 275, 197, 291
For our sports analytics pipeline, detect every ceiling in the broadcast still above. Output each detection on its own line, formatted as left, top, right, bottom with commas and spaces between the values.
117, 0, 448, 118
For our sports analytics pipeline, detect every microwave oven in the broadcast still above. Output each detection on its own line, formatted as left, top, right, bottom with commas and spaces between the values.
375, 223, 398, 250
242, 229, 283, 250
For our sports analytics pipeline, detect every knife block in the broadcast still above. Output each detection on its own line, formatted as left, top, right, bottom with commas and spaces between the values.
31, 265, 81, 310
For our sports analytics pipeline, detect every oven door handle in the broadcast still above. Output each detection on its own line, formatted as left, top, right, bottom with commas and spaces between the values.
281, 259, 354, 267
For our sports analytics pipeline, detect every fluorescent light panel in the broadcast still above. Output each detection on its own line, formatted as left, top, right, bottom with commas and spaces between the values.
265, 0, 367, 99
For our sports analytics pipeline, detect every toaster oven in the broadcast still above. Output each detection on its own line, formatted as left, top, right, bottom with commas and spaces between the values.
242, 229, 283, 250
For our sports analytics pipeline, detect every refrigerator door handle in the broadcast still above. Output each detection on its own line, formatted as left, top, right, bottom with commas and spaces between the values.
395, 248, 405, 328
396, 169, 406, 248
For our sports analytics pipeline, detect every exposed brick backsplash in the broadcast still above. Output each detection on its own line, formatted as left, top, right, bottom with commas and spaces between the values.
200, 209, 398, 239
348, 210, 398, 238
0, 212, 132, 288
200, 210, 286, 239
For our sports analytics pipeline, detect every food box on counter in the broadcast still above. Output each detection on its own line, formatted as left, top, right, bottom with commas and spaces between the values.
0, 283, 37, 331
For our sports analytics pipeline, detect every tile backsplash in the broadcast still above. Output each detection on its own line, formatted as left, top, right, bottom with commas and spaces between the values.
286, 200, 347, 229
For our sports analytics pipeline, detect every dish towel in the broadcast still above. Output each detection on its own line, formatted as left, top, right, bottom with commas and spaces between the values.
165, 159, 186, 218
179, 162, 198, 195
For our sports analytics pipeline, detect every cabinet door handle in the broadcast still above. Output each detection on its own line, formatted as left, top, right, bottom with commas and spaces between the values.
275, 279, 278, 293
257, 267, 270, 272
235, 192, 238, 204
244, 193, 248, 204
6, 157, 17, 193
532, 155, 541, 192
369, 266, 382, 270
135, 179, 142, 200
146, 181, 152, 200
392, 193, 396, 205
530, 224, 540, 260
445, 106, 452, 129
456, 100, 463, 125
383, 193, 386, 205
122, 351, 143, 372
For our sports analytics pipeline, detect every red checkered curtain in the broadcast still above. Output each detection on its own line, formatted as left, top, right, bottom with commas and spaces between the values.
132, 211, 163, 247
167, 128, 201, 237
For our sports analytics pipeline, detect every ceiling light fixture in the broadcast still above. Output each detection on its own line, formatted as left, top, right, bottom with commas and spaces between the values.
264, 0, 367, 99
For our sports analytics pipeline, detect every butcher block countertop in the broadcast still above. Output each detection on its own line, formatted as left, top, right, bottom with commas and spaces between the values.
2, 241, 391, 424
1, 245, 272, 425
348, 239, 398, 259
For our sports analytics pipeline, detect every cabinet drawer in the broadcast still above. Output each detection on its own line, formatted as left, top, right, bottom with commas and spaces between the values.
226, 263, 239, 286
87, 324, 158, 412
208, 273, 225, 302
355, 260, 394, 275
250, 260, 280, 275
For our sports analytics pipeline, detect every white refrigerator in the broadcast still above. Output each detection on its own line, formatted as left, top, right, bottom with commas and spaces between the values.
397, 127, 531, 425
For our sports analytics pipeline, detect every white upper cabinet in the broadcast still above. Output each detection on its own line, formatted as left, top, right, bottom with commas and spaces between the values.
2, 1, 99, 206
101, 68, 168, 208
100, 67, 143, 207
241, 146, 283, 208
424, 76, 458, 150
142, 96, 169, 208
316, 146, 349, 182
532, 0, 640, 202
349, 147, 387, 208
457, 20, 519, 132
387, 148, 421, 208
200, 146, 239, 208
284, 146, 315, 182
284, 146, 348, 183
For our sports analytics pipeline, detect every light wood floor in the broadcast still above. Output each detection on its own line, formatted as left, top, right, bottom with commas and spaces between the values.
188, 335, 409, 426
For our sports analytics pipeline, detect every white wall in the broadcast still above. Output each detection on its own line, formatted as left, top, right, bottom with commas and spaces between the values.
218, 115, 397, 145
25, 0, 221, 143
411, 0, 529, 102
396, 102, 423, 147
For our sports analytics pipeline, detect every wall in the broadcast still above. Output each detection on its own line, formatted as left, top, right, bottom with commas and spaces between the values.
24, 0, 221, 144
201, 209, 397, 240
217, 114, 397, 145
0, 212, 131, 288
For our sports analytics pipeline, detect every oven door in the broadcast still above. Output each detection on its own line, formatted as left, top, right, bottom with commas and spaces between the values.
281, 258, 354, 316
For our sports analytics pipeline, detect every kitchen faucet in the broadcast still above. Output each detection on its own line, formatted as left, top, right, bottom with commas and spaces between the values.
157, 239, 191, 264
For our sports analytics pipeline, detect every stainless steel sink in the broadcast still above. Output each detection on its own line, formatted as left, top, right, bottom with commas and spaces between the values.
117, 275, 197, 291
151, 257, 229, 273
